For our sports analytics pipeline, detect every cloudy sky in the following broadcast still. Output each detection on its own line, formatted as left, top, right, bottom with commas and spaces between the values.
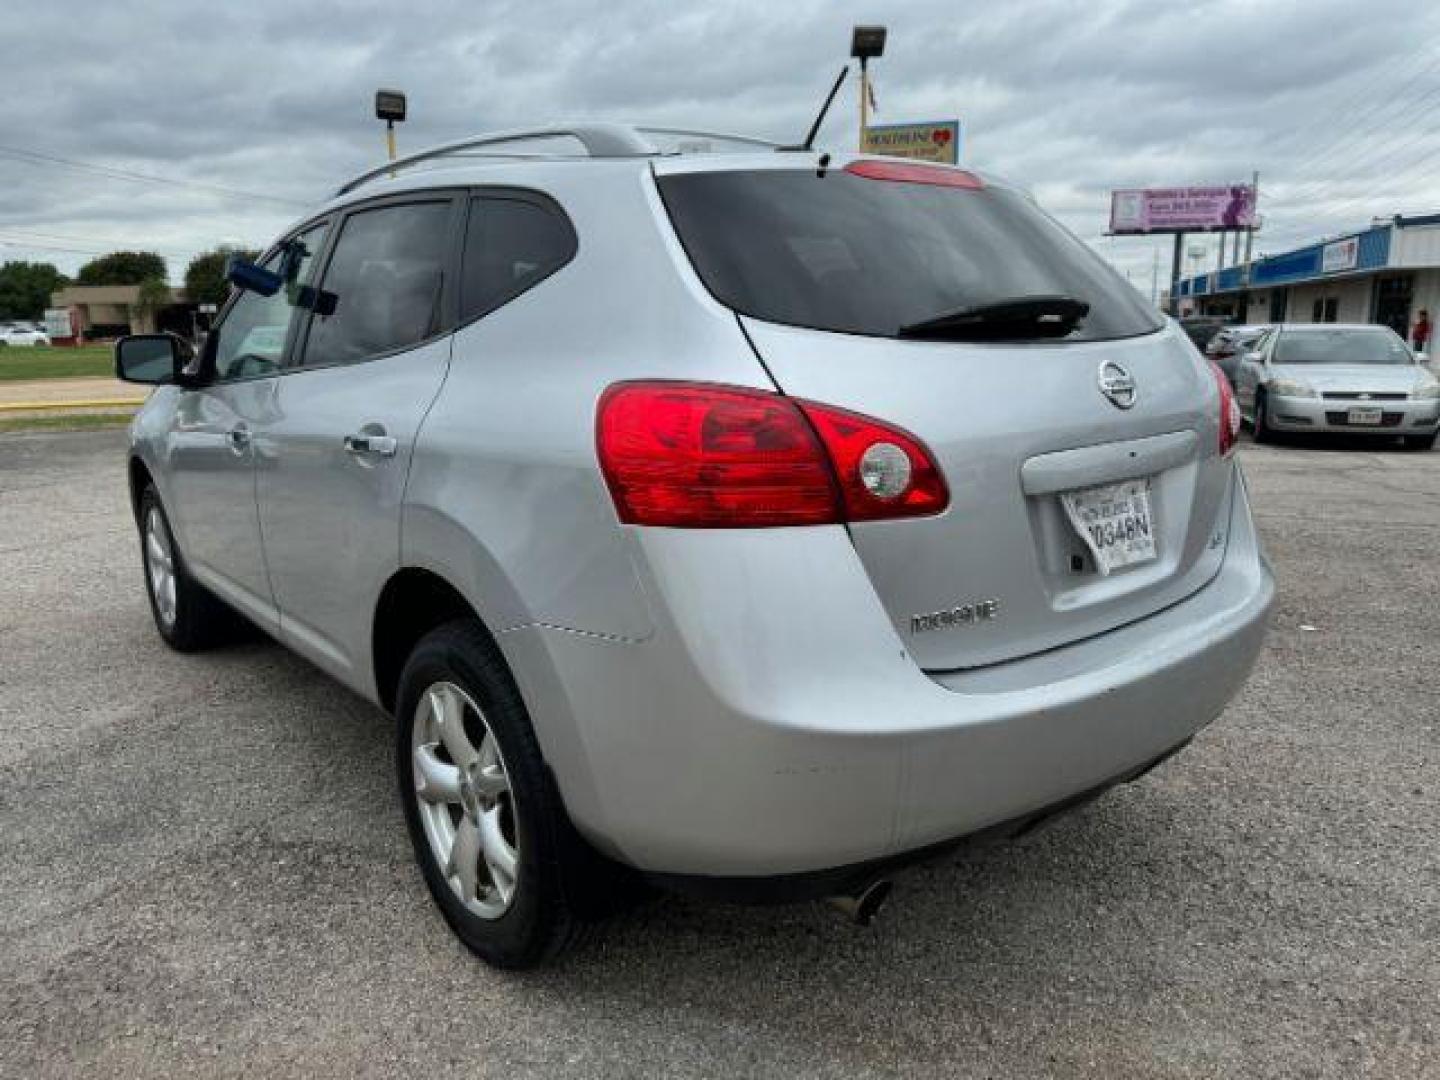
5, 0, 1439, 296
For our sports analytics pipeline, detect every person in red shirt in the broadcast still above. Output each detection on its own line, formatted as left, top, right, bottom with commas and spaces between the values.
1414, 309, 1431, 353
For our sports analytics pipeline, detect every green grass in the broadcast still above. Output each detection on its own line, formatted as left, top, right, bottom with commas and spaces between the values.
0, 345, 115, 382
0, 410, 135, 435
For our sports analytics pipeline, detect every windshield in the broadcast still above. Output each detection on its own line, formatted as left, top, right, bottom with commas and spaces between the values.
657, 167, 1164, 342
1273, 328, 1413, 366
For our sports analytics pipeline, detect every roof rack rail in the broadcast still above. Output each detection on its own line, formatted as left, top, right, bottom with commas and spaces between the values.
335, 122, 781, 196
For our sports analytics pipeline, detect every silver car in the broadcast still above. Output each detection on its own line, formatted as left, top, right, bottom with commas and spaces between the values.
114, 123, 1274, 968
1235, 323, 1440, 448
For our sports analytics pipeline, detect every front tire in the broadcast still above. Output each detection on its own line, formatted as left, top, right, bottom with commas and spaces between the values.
137, 485, 239, 651
396, 619, 597, 968
1252, 389, 1276, 444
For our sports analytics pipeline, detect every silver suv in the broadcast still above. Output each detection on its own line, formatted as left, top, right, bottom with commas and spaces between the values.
116, 123, 1274, 968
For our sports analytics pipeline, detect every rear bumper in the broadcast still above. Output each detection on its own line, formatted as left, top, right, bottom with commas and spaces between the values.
1268, 394, 1440, 433
503, 465, 1274, 879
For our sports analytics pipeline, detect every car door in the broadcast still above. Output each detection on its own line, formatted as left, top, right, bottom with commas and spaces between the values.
1235, 329, 1271, 416
163, 223, 329, 625
252, 194, 461, 687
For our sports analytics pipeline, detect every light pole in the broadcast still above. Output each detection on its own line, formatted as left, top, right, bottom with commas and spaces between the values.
375, 88, 407, 161
851, 25, 886, 151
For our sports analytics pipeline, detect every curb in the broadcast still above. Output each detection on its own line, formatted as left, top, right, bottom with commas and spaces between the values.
0, 399, 145, 413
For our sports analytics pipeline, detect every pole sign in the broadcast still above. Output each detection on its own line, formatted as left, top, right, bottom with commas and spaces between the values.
861, 120, 960, 165
1109, 185, 1256, 235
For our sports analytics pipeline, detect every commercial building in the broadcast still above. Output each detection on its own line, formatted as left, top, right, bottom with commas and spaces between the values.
47, 283, 194, 342
1173, 212, 1440, 337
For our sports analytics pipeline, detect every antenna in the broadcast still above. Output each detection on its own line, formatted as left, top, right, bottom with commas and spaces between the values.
783, 66, 849, 152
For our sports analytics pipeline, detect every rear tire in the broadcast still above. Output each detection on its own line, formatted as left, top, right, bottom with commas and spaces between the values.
1403, 432, 1437, 452
137, 485, 242, 652
396, 619, 629, 968
1252, 390, 1275, 444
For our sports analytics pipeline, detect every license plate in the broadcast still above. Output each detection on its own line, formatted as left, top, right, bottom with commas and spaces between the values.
1347, 406, 1383, 425
1060, 478, 1157, 576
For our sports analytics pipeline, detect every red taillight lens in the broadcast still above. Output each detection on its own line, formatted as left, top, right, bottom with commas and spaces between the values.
796, 400, 949, 521
596, 382, 949, 527
1210, 361, 1241, 457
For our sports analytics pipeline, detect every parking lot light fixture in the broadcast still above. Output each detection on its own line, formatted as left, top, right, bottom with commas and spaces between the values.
850, 25, 886, 149
375, 88, 407, 161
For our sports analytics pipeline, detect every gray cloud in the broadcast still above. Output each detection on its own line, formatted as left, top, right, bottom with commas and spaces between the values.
4, 0, 1438, 288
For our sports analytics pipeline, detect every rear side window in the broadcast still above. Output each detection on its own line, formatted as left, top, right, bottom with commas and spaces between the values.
460, 195, 576, 322
300, 200, 452, 369
657, 168, 1164, 342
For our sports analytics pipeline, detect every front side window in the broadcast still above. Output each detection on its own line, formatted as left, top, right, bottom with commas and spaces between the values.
299, 201, 452, 369
460, 195, 576, 322
211, 223, 327, 379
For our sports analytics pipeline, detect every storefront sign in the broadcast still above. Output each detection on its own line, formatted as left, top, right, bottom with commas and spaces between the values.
1321, 236, 1359, 274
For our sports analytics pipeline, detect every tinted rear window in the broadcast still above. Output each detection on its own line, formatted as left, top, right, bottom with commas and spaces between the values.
657, 168, 1163, 342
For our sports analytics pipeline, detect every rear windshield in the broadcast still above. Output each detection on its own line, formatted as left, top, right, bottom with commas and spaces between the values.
657, 167, 1164, 342
1274, 328, 1413, 365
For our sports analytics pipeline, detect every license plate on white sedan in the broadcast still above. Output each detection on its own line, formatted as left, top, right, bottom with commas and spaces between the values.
1347, 406, 1383, 425
1060, 478, 1157, 576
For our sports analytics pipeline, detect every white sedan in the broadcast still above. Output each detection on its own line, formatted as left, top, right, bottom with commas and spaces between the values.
0, 326, 51, 346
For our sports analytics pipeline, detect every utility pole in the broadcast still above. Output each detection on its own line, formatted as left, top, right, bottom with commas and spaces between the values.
1239, 170, 1259, 321
1241, 170, 1259, 286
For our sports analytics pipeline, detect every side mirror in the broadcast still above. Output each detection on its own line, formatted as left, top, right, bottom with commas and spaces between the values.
115, 334, 191, 385
1417, 351, 1430, 365
1244, 351, 1264, 365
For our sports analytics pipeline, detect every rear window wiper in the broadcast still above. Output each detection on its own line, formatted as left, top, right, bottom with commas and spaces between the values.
897, 294, 1090, 342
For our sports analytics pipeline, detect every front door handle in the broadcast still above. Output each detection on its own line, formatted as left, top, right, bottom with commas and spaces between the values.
227, 424, 251, 456
344, 433, 398, 458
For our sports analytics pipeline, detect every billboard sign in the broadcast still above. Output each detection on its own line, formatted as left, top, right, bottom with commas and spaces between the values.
861, 120, 961, 165
1321, 236, 1359, 274
1109, 185, 1256, 234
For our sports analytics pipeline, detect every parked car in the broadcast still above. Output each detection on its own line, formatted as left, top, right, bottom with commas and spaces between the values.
115, 123, 1274, 968
1235, 323, 1440, 449
1179, 317, 1227, 352
0, 325, 50, 346
1206, 325, 1271, 386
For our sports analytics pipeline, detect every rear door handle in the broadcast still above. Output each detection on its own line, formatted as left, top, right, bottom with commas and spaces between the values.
343, 433, 398, 458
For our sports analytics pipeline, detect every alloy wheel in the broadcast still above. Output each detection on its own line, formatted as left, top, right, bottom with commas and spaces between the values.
411, 681, 520, 920
144, 508, 178, 628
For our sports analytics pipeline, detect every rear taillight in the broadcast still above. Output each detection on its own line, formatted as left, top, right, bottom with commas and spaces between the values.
1210, 361, 1241, 457
596, 382, 949, 527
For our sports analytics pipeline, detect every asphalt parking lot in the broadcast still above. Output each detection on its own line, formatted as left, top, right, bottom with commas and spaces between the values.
1, 428, 1436, 1078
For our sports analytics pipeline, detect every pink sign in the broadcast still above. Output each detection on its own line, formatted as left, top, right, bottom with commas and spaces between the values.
1109, 186, 1256, 234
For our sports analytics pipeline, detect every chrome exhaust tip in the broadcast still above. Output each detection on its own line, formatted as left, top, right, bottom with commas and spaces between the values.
826, 879, 893, 926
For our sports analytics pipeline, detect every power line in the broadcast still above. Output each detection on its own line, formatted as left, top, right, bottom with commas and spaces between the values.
0, 144, 311, 208
1267, 82, 1440, 209
0, 228, 210, 258
1269, 45, 1440, 176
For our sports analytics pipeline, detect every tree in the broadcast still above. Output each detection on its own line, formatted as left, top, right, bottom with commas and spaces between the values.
75, 251, 167, 286
0, 261, 69, 319
129, 277, 172, 330
184, 246, 258, 309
